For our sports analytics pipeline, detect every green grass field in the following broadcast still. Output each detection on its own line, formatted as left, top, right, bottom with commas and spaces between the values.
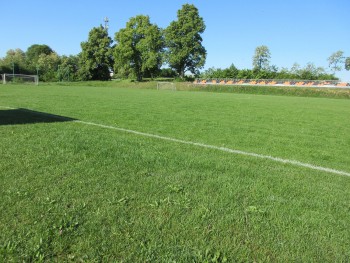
1, 82, 350, 262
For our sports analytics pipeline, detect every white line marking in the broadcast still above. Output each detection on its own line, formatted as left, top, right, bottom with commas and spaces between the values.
1, 106, 349, 177
74, 120, 350, 177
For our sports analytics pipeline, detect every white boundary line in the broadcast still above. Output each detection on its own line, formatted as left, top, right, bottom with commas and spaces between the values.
74, 120, 350, 177
1, 106, 349, 177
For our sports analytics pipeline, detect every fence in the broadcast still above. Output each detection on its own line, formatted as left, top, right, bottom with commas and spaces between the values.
194, 79, 350, 88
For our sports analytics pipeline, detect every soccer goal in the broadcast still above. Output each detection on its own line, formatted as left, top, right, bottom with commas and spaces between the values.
157, 82, 176, 91
2, 74, 39, 85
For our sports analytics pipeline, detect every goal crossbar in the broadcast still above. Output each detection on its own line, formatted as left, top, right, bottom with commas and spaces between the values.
157, 82, 176, 91
2, 74, 39, 85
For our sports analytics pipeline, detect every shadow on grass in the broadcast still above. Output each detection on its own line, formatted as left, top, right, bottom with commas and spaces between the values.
0, 108, 76, 126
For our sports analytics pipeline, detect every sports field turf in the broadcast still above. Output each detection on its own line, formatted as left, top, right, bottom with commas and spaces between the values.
1, 82, 350, 261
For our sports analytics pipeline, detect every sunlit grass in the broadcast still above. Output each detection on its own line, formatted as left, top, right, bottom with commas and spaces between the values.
0, 83, 349, 261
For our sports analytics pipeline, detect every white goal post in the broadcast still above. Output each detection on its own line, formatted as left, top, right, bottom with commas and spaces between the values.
157, 82, 176, 91
2, 74, 39, 85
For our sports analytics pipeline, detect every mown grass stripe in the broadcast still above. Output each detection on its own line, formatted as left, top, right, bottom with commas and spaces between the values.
75, 120, 350, 178
1, 105, 349, 177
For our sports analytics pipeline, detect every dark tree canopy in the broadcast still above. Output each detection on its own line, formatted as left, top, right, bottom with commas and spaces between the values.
26, 44, 53, 65
164, 4, 206, 78
344, 57, 350, 71
79, 26, 113, 81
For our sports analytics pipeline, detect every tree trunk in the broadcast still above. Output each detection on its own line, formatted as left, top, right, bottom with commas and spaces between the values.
136, 67, 142, 81
180, 66, 185, 79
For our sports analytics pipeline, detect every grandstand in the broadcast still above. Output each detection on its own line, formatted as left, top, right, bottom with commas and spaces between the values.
194, 79, 350, 88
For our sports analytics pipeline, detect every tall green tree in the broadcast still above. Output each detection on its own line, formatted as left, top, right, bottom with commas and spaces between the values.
114, 15, 163, 81
25, 44, 54, 74
0, 49, 29, 74
252, 45, 271, 70
290, 63, 301, 76
58, 55, 80, 81
26, 44, 53, 65
164, 4, 206, 78
327, 50, 344, 73
37, 52, 60, 81
222, 64, 239, 78
79, 25, 113, 81
344, 57, 350, 71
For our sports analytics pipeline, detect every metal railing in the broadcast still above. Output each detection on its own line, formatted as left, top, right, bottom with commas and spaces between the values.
194, 79, 349, 87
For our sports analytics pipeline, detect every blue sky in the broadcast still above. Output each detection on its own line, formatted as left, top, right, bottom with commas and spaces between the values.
1, 0, 349, 81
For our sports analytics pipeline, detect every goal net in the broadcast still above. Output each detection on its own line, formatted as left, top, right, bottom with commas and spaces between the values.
2, 74, 39, 85
157, 82, 176, 91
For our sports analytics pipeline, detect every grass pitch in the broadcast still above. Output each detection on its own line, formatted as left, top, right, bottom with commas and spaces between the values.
1, 82, 350, 261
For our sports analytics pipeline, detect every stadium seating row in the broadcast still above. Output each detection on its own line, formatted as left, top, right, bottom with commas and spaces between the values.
194, 79, 350, 87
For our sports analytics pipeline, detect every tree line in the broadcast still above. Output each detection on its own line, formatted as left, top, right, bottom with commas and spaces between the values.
201, 46, 349, 81
1, 3, 349, 82
0, 4, 205, 82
